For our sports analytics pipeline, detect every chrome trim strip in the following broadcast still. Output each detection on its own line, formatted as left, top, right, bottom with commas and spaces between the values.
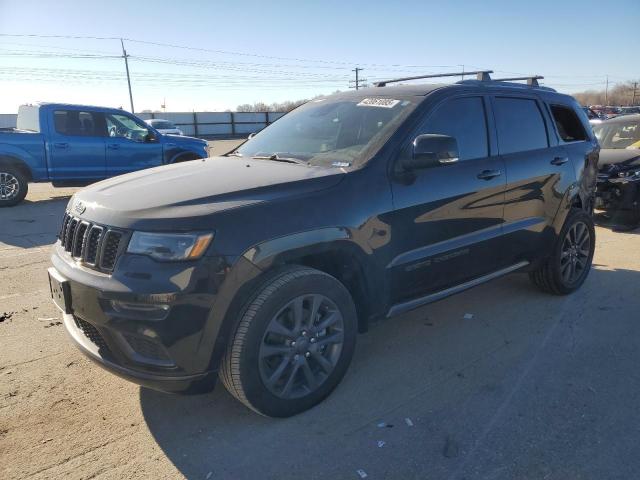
386, 261, 529, 318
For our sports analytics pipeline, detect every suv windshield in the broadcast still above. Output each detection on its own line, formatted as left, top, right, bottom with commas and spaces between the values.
593, 119, 640, 149
234, 95, 419, 168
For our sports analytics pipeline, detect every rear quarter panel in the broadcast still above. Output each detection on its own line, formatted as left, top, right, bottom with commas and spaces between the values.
0, 131, 48, 180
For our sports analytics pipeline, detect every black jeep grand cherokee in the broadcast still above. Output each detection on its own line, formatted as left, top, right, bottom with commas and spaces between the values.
49, 72, 598, 417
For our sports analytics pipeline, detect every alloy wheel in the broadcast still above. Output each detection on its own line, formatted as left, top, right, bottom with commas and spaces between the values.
258, 294, 344, 399
0, 172, 19, 200
560, 221, 591, 284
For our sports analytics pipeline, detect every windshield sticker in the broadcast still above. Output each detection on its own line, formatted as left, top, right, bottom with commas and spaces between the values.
357, 98, 400, 109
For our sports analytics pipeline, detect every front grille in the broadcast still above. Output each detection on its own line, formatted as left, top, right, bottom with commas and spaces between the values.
101, 231, 123, 271
58, 212, 126, 272
74, 316, 110, 353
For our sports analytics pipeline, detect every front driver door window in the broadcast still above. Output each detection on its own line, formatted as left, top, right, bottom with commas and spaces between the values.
105, 113, 150, 142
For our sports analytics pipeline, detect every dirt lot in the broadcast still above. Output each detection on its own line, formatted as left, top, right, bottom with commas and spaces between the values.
1, 148, 640, 479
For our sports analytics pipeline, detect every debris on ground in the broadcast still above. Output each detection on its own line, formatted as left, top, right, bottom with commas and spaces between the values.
44, 321, 62, 328
404, 417, 414, 427
0, 311, 15, 323
356, 469, 368, 478
463, 313, 474, 320
206, 472, 213, 480
443, 435, 459, 458
377, 422, 393, 428
377, 440, 386, 448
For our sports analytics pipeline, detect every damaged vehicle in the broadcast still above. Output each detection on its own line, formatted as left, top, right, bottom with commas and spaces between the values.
48, 72, 598, 417
593, 114, 640, 226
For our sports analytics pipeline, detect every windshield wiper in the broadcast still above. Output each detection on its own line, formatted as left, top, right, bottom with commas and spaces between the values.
252, 154, 308, 165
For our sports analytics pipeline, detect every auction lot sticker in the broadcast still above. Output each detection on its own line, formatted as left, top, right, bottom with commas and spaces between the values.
357, 98, 400, 108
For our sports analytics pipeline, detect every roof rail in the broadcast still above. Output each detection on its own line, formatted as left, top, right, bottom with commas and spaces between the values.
374, 70, 493, 87
491, 75, 544, 86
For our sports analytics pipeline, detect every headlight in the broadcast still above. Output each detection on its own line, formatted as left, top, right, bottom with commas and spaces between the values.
127, 232, 213, 261
618, 170, 640, 179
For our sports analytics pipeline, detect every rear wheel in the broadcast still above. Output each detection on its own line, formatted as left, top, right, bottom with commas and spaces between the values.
529, 209, 595, 295
220, 266, 357, 417
0, 166, 28, 207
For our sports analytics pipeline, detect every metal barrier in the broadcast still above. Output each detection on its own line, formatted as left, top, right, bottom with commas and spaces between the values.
0, 111, 286, 138
133, 111, 286, 138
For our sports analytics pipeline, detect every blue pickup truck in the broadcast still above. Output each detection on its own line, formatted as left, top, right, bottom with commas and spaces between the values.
0, 103, 210, 206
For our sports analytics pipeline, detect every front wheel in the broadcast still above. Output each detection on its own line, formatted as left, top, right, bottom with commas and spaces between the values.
0, 166, 28, 207
220, 266, 357, 417
529, 209, 595, 295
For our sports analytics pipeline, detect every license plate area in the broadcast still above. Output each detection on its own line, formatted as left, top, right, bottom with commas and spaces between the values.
48, 267, 72, 314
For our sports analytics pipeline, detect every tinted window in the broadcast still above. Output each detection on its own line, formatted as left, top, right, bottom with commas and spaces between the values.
493, 98, 548, 154
421, 97, 488, 161
551, 105, 588, 142
54, 110, 104, 137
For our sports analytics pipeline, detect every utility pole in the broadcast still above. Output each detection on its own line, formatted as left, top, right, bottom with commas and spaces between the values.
632, 82, 638, 106
350, 67, 366, 90
604, 75, 609, 106
460, 64, 465, 81
121, 38, 135, 113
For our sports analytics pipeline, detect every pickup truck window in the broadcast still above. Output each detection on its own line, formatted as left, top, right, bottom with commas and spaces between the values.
106, 113, 151, 142
54, 110, 105, 137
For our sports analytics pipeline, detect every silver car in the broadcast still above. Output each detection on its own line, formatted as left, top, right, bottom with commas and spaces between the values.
145, 118, 184, 136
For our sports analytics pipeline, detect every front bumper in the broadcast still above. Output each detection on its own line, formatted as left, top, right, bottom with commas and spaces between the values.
50, 241, 244, 393
62, 312, 215, 393
595, 175, 640, 212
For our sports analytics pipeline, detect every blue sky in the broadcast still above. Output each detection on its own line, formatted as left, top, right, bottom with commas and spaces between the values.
0, 0, 638, 113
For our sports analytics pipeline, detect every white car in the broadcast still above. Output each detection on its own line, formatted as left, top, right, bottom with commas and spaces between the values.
145, 119, 184, 136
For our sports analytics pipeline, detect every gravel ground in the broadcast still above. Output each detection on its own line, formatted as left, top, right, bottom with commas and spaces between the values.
1, 148, 640, 479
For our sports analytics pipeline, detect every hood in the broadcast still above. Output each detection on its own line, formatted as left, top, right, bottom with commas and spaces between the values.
162, 133, 204, 145
597, 149, 640, 169
71, 156, 345, 229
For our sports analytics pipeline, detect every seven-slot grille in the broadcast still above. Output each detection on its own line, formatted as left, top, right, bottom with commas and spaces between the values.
58, 212, 126, 272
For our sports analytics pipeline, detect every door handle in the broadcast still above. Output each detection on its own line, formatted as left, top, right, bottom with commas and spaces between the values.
53, 142, 68, 149
477, 169, 502, 180
551, 156, 569, 166
107, 144, 120, 150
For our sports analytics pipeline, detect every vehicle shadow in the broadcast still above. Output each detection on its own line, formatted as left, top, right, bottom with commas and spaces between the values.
594, 211, 640, 234
139, 265, 640, 479
0, 196, 69, 248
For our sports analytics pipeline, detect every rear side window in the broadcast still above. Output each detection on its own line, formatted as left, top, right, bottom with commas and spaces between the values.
493, 98, 548, 154
550, 105, 588, 142
421, 96, 488, 161
54, 110, 104, 137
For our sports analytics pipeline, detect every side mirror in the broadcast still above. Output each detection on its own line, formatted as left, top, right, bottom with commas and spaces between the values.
145, 132, 157, 142
248, 132, 257, 139
404, 134, 459, 170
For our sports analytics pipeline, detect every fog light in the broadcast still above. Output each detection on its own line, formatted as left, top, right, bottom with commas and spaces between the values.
111, 300, 170, 320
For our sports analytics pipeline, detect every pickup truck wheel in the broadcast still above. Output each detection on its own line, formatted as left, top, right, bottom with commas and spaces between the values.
529, 210, 595, 295
220, 266, 357, 417
0, 167, 28, 207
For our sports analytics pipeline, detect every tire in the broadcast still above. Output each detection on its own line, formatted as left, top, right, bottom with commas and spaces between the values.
220, 266, 357, 417
529, 209, 595, 295
0, 165, 28, 207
